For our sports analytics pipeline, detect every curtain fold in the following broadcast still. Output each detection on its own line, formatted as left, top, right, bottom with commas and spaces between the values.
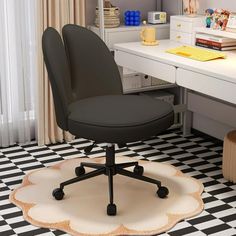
36, 0, 86, 145
0, 0, 37, 147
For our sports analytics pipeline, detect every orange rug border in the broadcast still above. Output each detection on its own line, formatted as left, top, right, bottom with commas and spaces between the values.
10, 157, 204, 236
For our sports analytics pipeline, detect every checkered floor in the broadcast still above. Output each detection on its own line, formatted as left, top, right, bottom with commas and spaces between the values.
0, 129, 236, 236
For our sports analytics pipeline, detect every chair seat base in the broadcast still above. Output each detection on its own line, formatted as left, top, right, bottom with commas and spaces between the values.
52, 145, 169, 216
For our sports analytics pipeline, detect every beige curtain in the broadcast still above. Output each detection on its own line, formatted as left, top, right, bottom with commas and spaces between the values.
37, 0, 86, 145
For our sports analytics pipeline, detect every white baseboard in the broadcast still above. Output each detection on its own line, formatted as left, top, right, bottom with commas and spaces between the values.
192, 113, 235, 140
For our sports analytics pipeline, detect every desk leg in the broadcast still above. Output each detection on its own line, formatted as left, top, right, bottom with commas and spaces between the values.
181, 88, 192, 137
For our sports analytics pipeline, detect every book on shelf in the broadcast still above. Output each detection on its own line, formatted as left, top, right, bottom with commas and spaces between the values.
196, 38, 236, 47
196, 42, 236, 51
196, 33, 236, 43
226, 28, 236, 33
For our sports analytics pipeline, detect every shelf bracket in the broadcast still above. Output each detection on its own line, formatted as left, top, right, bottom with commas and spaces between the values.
98, 0, 105, 41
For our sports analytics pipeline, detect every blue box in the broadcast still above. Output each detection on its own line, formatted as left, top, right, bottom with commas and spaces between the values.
124, 10, 141, 26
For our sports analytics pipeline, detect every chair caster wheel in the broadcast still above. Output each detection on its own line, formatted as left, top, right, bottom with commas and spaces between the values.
75, 166, 85, 176
52, 188, 64, 200
134, 165, 144, 176
157, 186, 169, 199
107, 204, 117, 216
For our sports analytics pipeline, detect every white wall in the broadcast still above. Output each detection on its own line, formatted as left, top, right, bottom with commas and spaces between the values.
198, 0, 236, 13
162, 0, 236, 16
85, 0, 160, 25
162, 0, 183, 21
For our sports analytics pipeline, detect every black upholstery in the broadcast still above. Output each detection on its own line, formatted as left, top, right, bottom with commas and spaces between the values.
42, 24, 174, 216
68, 95, 173, 143
42, 28, 73, 130
42, 25, 174, 142
62, 24, 123, 100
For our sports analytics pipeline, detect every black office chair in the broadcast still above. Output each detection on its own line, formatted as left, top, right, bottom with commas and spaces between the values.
42, 24, 174, 216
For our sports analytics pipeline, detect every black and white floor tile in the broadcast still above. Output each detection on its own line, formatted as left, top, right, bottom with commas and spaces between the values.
0, 129, 236, 236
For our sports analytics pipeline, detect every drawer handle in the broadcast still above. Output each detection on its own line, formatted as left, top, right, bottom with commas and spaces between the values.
176, 36, 181, 39
177, 24, 181, 27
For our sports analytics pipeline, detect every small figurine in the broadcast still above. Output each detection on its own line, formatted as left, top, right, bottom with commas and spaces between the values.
205, 9, 214, 28
213, 9, 231, 30
213, 9, 222, 29
183, 0, 199, 16
221, 10, 230, 30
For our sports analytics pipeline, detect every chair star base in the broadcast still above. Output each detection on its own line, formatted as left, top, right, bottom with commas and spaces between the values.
52, 145, 169, 216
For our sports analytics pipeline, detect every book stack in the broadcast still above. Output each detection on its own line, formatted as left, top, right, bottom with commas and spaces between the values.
195, 33, 236, 51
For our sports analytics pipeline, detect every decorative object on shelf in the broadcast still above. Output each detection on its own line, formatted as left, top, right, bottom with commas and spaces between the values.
183, 0, 199, 17
212, 9, 222, 29
124, 10, 141, 26
226, 12, 236, 33
212, 9, 230, 30
148, 11, 167, 24
205, 8, 214, 28
221, 10, 231, 31
140, 21, 159, 46
95, 0, 120, 28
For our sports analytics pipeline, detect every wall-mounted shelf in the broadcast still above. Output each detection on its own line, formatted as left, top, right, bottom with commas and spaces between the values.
96, 0, 177, 41
89, 24, 170, 50
194, 27, 236, 40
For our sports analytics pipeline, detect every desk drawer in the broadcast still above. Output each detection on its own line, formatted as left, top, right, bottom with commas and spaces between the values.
115, 50, 176, 83
170, 19, 193, 33
170, 30, 192, 45
177, 68, 236, 104
188, 91, 236, 128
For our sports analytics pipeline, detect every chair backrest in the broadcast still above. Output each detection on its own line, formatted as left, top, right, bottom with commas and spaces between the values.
42, 27, 73, 131
62, 24, 123, 100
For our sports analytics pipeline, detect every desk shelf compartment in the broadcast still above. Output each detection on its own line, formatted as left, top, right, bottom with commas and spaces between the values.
194, 27, 236, 40
121, 68, 176, 94
123, 84, 177, 94
88, 24, 170, 50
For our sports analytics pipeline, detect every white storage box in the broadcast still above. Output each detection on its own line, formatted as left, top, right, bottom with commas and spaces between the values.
142, 75, 152, 87
122, 74, 142, 91
170, 15, 205, 45
151, 77, 171, 86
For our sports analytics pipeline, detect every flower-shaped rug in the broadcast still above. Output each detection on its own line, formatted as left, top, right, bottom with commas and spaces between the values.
10, 156, 204, 236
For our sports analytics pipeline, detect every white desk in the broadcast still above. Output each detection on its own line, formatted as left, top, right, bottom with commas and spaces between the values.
114, 40, 236, 134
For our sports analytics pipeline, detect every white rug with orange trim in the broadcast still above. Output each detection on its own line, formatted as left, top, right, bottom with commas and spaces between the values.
10, 156, 204, 236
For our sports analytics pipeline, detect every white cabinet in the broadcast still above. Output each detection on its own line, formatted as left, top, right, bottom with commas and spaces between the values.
170, 15, 204, 45
89, 24, 170, 50
170, 30, 192, 44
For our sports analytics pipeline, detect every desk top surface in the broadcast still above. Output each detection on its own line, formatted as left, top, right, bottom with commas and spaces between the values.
114, 40, 236, 84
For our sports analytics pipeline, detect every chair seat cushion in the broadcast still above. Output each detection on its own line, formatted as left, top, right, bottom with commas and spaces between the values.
68, 95, 174, 143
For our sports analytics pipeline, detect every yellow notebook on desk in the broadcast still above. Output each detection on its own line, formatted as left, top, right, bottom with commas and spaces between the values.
166, 46, 226, 61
